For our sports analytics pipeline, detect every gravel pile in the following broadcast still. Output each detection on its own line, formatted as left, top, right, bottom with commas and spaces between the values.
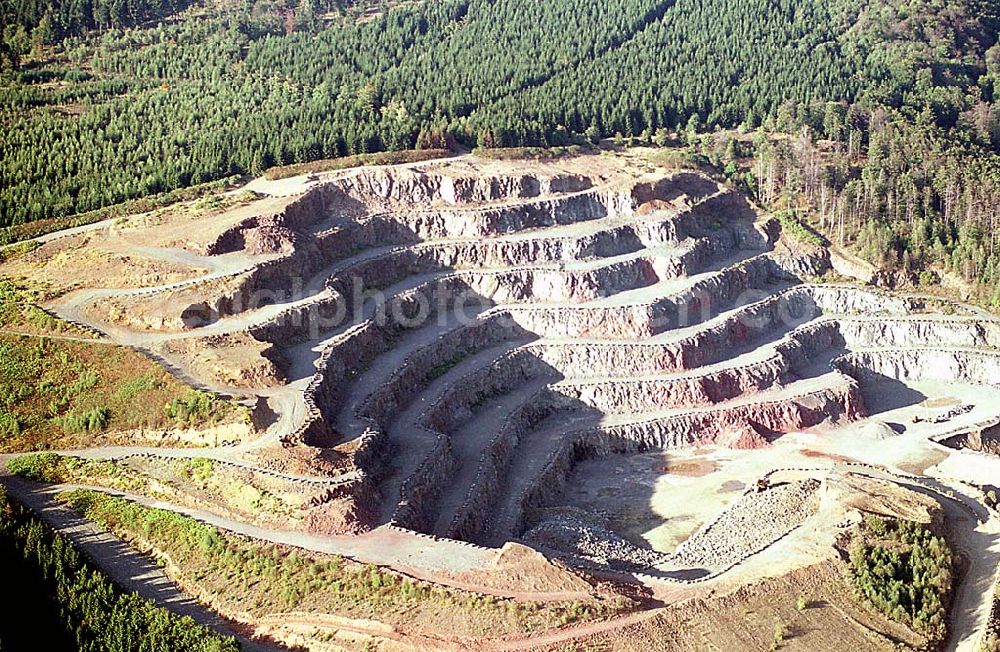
521, 513, 668, 571
672, 479, 821, 572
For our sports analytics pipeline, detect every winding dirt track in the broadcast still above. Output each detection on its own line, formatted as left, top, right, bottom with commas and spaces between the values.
6, 460, 994, 651
0, 473, 279, 652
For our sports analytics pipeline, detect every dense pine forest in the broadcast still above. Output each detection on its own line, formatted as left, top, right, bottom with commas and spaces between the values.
4, 0, 1000, 300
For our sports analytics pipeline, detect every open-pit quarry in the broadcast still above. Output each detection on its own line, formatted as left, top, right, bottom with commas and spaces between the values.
4, 151, 1000, 650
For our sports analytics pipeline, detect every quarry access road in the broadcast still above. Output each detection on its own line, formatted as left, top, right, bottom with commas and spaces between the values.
255, 606, 669, 652
47, 167, 638, 348
2, 448, 362, 486
931, 479, 1000, 652
0, 471, 603, 604
0, 470, 675, 652
0, 473, 280, 652
5, 443, 997, 649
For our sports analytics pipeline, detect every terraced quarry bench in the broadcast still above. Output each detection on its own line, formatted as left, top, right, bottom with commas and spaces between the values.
14, 154, 1000, 594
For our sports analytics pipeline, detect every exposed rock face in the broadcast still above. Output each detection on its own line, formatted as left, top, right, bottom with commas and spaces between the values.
261, 168, 998, 545
835, 348, 1000, 388
109, 161, 1000, 557
719, 422, 772, 449
940, 419, 1000, 456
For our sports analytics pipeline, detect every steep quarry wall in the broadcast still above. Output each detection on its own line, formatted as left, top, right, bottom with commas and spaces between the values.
445, 397, 559, 542
834, 348, 1000, 388
502, 379, 862, 542
332, 167, 596, 211
239, 184, 749, 346
504, 252, 786, 340
836, 316, 1000, 350
111, 160, 1000, 557
575, 377, 864, 452
280, 173, 757, 441
941, 420, 1000, 455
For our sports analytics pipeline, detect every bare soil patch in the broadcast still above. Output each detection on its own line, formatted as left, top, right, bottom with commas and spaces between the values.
535, 560, 929, 651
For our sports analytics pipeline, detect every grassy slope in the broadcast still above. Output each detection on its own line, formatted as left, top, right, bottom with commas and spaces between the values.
60, 489, 632, 641
8, 454, 304, 527
0, 278, 243, 452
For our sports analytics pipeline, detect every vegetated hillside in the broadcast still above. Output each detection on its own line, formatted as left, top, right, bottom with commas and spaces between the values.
0, 279, 244, 451
2, 0, 1000, 299
57, 488, 629, 638
0, 487, 240, 651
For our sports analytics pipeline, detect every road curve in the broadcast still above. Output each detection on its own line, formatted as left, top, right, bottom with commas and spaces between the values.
0, 474, 280, 652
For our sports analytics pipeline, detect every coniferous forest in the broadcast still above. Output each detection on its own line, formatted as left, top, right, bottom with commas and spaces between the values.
3, 0, 1000, 301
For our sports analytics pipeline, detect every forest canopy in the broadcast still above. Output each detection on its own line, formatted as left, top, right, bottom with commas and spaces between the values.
0, 0, 970, 221
3, 0, 1000, 299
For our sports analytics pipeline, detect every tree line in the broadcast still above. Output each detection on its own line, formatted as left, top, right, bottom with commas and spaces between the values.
1, 0, 1000, 269
0, 486, 240, 651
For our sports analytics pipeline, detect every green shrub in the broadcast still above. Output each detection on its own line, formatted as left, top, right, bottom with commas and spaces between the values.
850, 517, 953, 639
165, 391, 217, 426
646, 148, 714, 172
472, 145, 592, 161
0, 240, 39, 261
113, 373, 162, 402
193, 195, 223, 211
0, 410, 22, 439
183, 458, 214, 484
6, 452, 67, 482
863, 514, 890, 536
774, 210, 824, 246
58, 407, 109, 434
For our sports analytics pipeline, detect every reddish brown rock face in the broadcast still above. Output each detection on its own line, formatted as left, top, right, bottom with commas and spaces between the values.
40, 158, 1000, 563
